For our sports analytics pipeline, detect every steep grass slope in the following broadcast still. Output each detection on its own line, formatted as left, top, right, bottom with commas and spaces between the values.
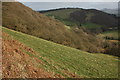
2, 31, 55, 78
2, 2, 104, 53
2, 27, 119, 78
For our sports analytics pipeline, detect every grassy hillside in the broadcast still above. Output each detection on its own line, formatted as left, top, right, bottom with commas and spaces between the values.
2, 2, 105, 53
100, 30, 119, 40
82, 23, 102, 29
41, 8, 118, 34
2, 27, 119, 78
43, 8, 82, 27
44, 8, 81, 19
2, 28, 55, 78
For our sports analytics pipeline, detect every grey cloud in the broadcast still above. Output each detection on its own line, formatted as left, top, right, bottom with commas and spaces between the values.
23, 2, 118, 11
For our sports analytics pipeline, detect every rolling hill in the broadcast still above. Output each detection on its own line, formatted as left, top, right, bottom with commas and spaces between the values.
39, 8, 119, 57
1, 1, 119, 78
2, 27, 119, 78
2, 2, 104, 53
39, 8, 118, 33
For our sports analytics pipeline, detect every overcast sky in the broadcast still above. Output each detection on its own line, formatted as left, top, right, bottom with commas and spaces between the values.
17, 0, 119, 2
22, 2, 118, 11
3, 0, 118, 11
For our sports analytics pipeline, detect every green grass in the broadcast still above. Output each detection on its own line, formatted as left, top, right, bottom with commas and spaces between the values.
45, 9, 81, 27
45, 9, 104, 29
2, 27, 119, 78
45, 9, 103, 29
100, 30, 118, 40
48, 15, 76, 27
62, 20, 77, 27
82, 23, 103, 29
46, 11, 104, 29
45, 9, 81, 19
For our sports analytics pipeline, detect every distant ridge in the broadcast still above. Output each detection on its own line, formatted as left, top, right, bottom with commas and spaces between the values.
40, 8, 118, 31
39, 8, 83, 13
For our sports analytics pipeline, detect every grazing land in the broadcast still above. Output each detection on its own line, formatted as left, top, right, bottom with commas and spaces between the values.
2, 27, 119, 78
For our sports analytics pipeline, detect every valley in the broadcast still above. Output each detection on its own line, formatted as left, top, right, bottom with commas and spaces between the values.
1, 1, 119, 78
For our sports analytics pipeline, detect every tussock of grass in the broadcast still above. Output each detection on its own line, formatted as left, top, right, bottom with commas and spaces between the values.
3, 27, 119, 78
